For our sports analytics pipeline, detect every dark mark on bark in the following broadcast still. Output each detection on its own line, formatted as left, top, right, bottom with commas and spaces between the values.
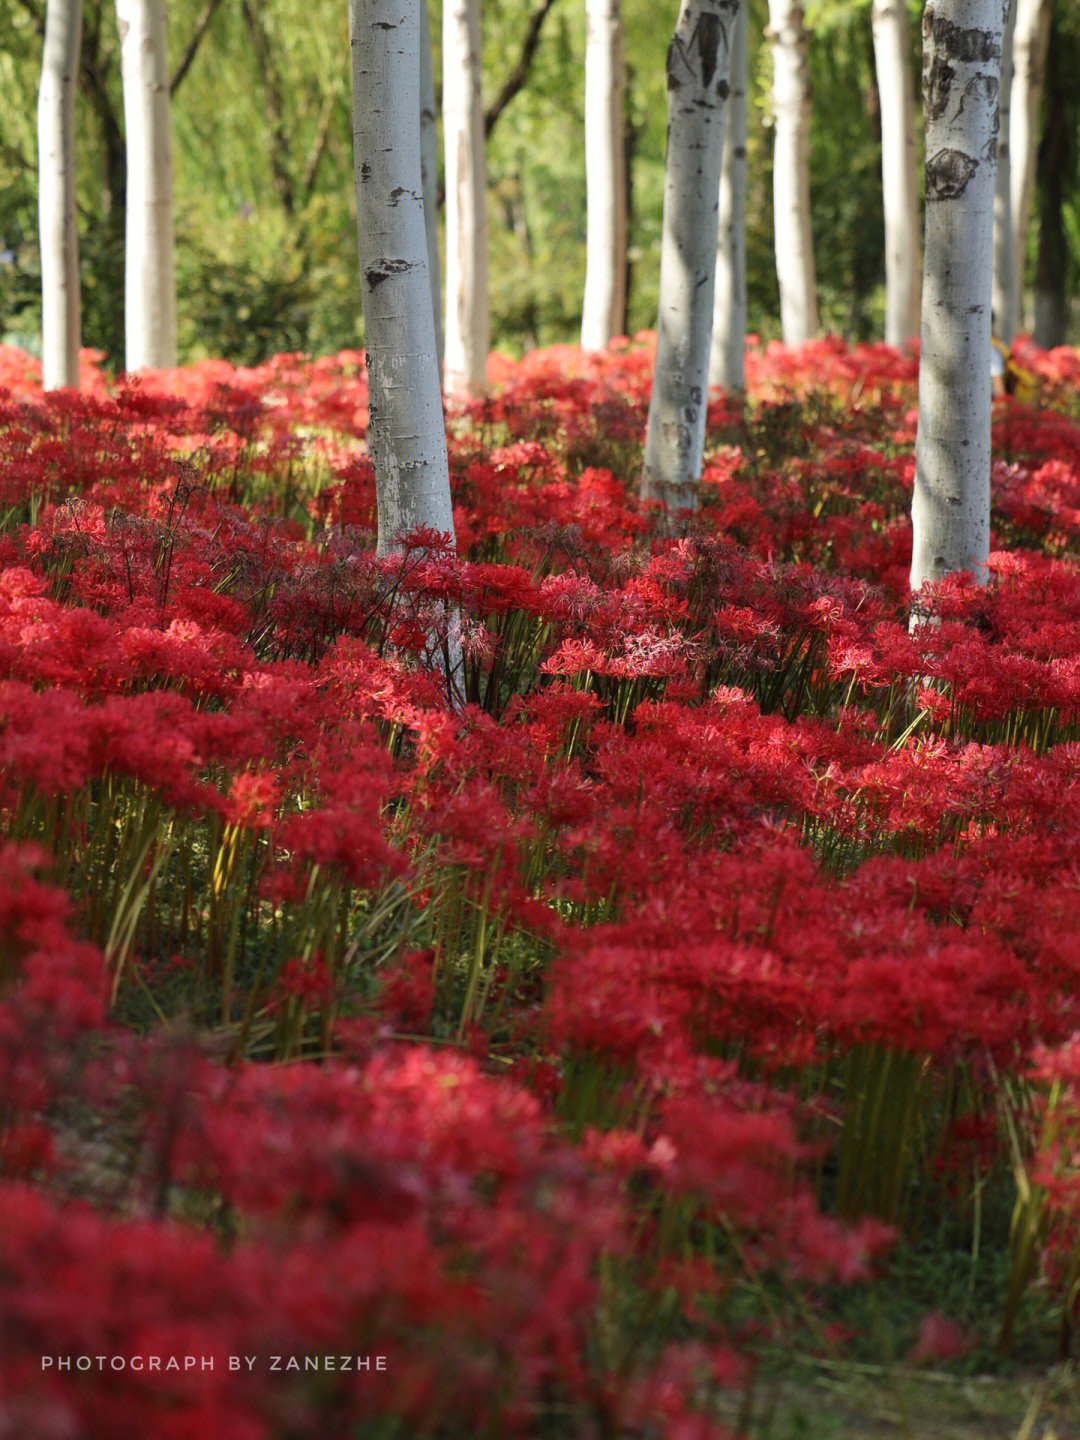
667, 35, 685, 93
923, 9, 1000, 120
923, 10, 1000, 64
926, 147, 978, 199
696, 12, 721, 89
924, 56, 955, 121
957, 71, 999, 132
365, 259, 413, 289
668, 35, 685, 93
668, 10, 732, 96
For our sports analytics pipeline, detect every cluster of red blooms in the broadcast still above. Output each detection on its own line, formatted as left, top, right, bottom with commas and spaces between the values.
3, 333, 1080, 1433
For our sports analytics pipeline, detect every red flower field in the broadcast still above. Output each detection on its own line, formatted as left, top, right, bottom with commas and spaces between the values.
2, 334, 1080, 1436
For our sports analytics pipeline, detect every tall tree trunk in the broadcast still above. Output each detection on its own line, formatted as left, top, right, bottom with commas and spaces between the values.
992, 0, 1016, 342
443, 0, 489, 395
116, 0, 177, 370
581, 0, 627, 350
910, 0, 1005, 601
38, 0, 83, 390
871, 0, 921, 347
349, 0, 454, 559
419, 0, 443, 371
1032, 21, 1069, 349
1008, 0, 1051, 334
642, 0, 740, 515
767, 0, 818, 344
710, 0, 747, 390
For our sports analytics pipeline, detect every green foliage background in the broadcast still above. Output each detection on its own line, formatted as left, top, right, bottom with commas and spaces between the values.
0, 0, 1077, 369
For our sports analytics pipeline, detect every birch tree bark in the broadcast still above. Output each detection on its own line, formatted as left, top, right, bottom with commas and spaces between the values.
767, 0, 818, 344
642, 0, 740, 515
910, 0, 1005, 601
709, 0, 747, 391
349, 0, 455, 560
581, 0, 627, 350
116, 0, 177, 371
38, 0, 83, 391
419, 0, 443, 371
991, 0, 1015, 343
871, 0, 921, 347
1008, 0, 1051, 335
443, 0, 489, 396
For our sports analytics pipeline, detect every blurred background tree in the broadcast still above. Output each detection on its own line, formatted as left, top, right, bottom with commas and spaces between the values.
0, 0, 1076, 369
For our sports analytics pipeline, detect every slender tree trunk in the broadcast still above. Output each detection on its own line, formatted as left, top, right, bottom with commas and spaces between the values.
767, 0, 818, 344
871, 0, 921, 346
992, 0, 1015, 342
1008, 0, 1051, 334
710, 0, 747, 390
38, 0, 83, 390
419, 0, 443, 371
1032, 24, 1069, 349
349, 0, 455, 559
642, 0, 740, 515
443, 0, 489, 395
116, 0, 177, 370
581, 0, 627, 350
910, 0, 1005, 601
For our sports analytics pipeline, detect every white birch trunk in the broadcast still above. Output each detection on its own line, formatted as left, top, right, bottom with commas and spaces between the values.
419, 0, 443, 370
871, 0, 921, 347
767, 0, 818, 344
1008, 0, 1051, 335
581, 0, 627, 350
349, 0, 455, 560
710, 0, 747, 391
116, 0, 177, 371
442, 0, 489, 396
642, 0, 740, 514
911, 0, 1005, 601
38, 0, 82, 391
992, 0, 1015, 342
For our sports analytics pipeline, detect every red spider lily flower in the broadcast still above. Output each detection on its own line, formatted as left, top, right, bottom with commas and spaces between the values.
908, 1311, 976, 1364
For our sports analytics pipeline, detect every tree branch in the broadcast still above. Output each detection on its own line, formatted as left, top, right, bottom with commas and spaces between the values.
301, 88, 338, 199
76, 0, 126, 220
240, 0, 295, 214
171, 0, 228, 95
484, 0, 560, 140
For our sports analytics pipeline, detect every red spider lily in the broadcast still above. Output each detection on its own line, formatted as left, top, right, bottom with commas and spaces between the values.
6, 332, 1080, 1430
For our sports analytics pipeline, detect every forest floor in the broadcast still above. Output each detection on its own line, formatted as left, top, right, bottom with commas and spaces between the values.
721, 1357, 1078, 1438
